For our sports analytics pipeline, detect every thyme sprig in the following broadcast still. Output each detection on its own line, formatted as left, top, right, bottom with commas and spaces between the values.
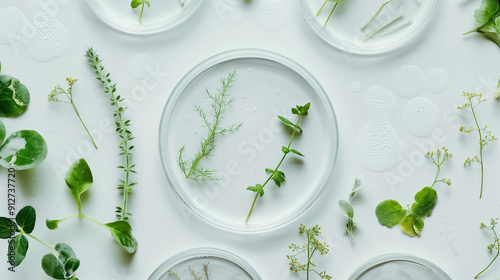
476, 218, 499, 278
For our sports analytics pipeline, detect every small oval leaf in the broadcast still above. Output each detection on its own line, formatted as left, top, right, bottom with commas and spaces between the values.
105, 221, 138, 254
16, 206, 36, 234
0, 130, 47, 170
65, 158, 93, 202
10, 234, 28, 266
375, 200, 406, 228
0, 75, 30, 118
0, 217, 17, 239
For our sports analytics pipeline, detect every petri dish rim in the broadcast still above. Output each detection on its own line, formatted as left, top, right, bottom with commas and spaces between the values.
158, 48, 339, 234
348, 253, 452, 280
297, 0, 440, 55
147, 247, 262, 280
85, 0, 203, 35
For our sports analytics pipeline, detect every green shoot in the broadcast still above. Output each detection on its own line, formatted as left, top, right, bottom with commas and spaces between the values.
49, 77, 97, 149
316, 0, 345, 27
338, 178, 363, 240
287, 224, 332, 280
458, 92, 497, 198
475, 218, 499, 278
85, 47, 137, 221
178, 71, 242, 183
167, 264, 210, 280
464, 0, 500, 48
360, 0, 394, 30
364, 13, 403, 40
131, 0, 150, 24
245, 103, 310, 223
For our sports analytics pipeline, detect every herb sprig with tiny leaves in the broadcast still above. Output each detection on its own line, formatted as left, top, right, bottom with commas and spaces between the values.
375, 148, 452, 237
0, 206, 80, 279
167, 263, 210, 280
458, 92, 496, 199
245, 103, 310, 223
49, 78, 97, 149
476, 218, 499, 278
85, 47, 137, 221
287, 224, 332, 280
338, 178, 363, 240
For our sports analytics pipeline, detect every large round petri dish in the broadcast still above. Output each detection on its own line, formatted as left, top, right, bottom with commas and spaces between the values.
148, 247, 261, 280
298, 0, 439, 55
85, 0, 203, 35
159, 49, 338, 234
348, 254, 452, 280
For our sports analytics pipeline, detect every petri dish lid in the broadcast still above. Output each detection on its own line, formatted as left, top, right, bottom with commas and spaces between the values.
159, 49, 338, 234
85, 0, 203, 35
348, 254, 452, 280
297, 0, 439, 55
148, 247, 261, 280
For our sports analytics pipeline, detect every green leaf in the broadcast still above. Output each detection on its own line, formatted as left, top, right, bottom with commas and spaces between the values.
413, 216, 424, 236
0, 119, 5, 144
278, 115, 295, 127
474, 0, 499, 23
42, 243, 79, 279
349, 178, 363, 202
294, 103, 311, 116
144, 0, 150, 7
338, 199, 354, 219
411, 187, 438, 217
247, 184, 265, 197
105, 221, 138, 254
46, 219, 59, 230
16, 206, 35, 234
477, 20, 500, 48
130, 0, 144, 8
291, 108, 299, 115
0, 217, 17, 239
9, 234, 28, 266
65, 158, 93, 203
400, 214, 419, 237
0, 75, 30, 118
0, 130, 47, 170
281, 146, 290, 154
375, 200, 406, 228
289, 149, 304, 157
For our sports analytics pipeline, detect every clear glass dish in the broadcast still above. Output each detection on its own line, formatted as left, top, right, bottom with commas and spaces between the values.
159, 49, 338, 234
298, 0, 439, 55
348, 254, 452, 280
85, 0, 203, 35
148, 247, 261, 280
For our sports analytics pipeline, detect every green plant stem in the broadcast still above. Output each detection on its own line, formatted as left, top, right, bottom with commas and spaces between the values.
139, 2, 145, 24
245, 114, 302, 223
361, 0, 393, 30
70, 101, 97, 149
81, 214, 107, 227
316, 0, 328, 16
306, 235, 311, 280
475, 228, 499, 278
470, 102, 484, 198
323, 2, 338, 27
23, 232, 55, 253
364, 13, 403, 40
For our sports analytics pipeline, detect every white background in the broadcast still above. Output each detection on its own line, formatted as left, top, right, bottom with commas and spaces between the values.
1, 0, 500, 279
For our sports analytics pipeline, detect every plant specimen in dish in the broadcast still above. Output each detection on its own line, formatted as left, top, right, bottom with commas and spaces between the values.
360, 0, 411, 40
245, 103, 310, 223
475, 218, 499, 278
464, 0, 500, 48
338, 178, 363, 240
375, 147, 452, 237
360, 0, 394, 30
0, 119, 47, 170
458, 92, 496, 198
86, 47, 137, 221
316, 0, 345, 27
131, 0, 150, 24
0, 61, 30, 118
46, 158, 138, 254
287, 224, 332, 280
49, 78, 97, 149
178, 71, 242, 183
167, 263, 210, 280
0, 206, 80, 279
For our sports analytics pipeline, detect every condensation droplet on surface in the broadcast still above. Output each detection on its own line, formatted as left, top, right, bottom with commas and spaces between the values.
426, 68, 449, 94
403, 97, 439, 137
128, 53, 154, 80
257, 0, 287, 32
0, 8, 25, 45
351, 81, 362, 93
394, 65, 425, 98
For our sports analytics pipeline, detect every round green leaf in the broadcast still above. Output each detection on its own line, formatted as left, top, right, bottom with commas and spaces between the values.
9, 234, 28, 266
0, 217, 17, 239
474, 0, 500, 24
105, 221, 138, 254
65, 158, 93, 202
0, 119, 5, 144
0, 75, 30, 118
400, 214, 419, 237
42, 254, 65, 279
411, 187, 438, 217
375, 199, 406, 228
16, 206, 36, 234
42, 243, 79, 279
46, 219, 59, 230
0, 130, 47, 170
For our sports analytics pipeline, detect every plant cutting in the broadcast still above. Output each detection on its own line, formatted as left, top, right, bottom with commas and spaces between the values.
245, 103, 310, 223
0, 206, 81, 279
178, 71, 242, 183
475, 218, 499, 278
131, 0, 150, 24
458, 92, 496, 198
0, 61, 30, 118
168, 264, 210, 280
375, 147, 452, 237
464, 0, 500, 48
46, 158, 138, 253
86, 47, 137, 221
287, 224, 332, 280
338, 178, 363, 240
49, 77, 97, 149
316, 0, 345, 27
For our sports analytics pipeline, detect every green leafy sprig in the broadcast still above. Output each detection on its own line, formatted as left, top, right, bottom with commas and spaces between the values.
49, 78, 97, 149
167, 263, 210, 280
338, 178, 363, 240
245, 103, 310, 223
287, 224, 332, 280
476, 218, 499, 278
46, 159, 138, 253
458, 92, 496, 198
0, 206, 80, 279
178, 71, 242, 183
316, 0, 345, 27
85, 47, 136, 221
131, 0, 150, 24
464, 0, 500, 48
375, 147, 452, 237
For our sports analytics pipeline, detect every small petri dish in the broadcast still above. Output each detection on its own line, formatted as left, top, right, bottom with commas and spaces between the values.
297, 0, 439, 55
348, 254, 452, 280
85, 0, 203, 35
148, 247, 261, 280
159, 49, 338, 234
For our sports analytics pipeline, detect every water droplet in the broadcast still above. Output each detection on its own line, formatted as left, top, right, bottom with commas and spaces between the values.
403, 97, 439, 137
394, 65, 425, 99
257, 0, 287, 32
426, 68, 449, 94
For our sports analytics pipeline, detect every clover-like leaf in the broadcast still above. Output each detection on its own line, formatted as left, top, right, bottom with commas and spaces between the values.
105, 221, 138, 254
375, 200, 406, 228
0, 75, 30, 118
9, 234, 28, 266
0, 130, 47, 170
0, 217, 17, 239
65, 158, 93, 203
16, 206, 36, 234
